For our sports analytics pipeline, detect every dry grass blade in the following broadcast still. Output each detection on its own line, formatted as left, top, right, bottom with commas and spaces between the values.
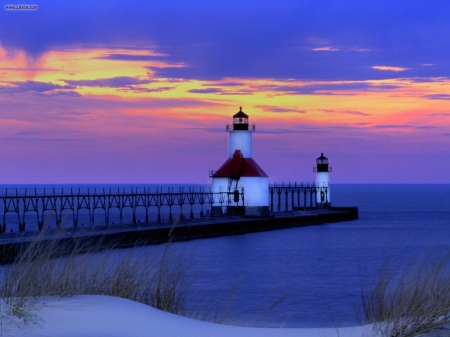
360, 253, 450, 337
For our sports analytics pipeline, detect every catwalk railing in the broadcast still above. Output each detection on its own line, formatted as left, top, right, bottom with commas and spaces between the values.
0, 183, 329, 233
269, 182, 329, 213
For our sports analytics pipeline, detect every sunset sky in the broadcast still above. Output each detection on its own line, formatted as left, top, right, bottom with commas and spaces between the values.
1, 1, 450, 184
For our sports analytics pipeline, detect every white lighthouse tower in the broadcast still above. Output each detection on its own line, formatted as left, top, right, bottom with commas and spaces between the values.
211, 108, 269, 216
228, 107, 253, 158
314, 153, 332, 206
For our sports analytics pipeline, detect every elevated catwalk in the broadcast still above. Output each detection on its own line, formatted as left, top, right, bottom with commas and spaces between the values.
0, 183, 331, 233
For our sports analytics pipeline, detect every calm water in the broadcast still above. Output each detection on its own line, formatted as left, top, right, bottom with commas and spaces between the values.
142, 184, 450, 327
2, 184, 450, 327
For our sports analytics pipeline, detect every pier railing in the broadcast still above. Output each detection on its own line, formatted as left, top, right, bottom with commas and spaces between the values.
269, 182, 329, 212
0, 187, 245, 233
0, 183, 329, 233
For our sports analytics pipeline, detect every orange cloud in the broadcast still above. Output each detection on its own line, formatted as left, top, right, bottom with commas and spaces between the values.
371, 65, 409, 72
3, 45, 450, 140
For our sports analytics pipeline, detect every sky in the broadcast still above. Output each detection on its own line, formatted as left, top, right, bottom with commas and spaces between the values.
1, 0, 450, 184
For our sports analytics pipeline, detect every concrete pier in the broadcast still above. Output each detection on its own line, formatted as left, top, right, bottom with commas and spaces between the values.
0, 207, 357, 264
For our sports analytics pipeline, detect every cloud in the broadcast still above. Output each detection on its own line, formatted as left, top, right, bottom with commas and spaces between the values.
319, 109, 370, 116
53, 111, 92, 121
258, 127, 331, 135
188, 86, 256, 95
373, 125, 411, 129
64, 76, 154, 88
186, 127, 224, 134
254, 82, 400, 95
413, 126, 440, 130
3, 1, 450, 81
217, 91, 253, 96
0, 81, 75, 94
215, 82, 243, 87
129, 86, 174, 93
306, 44, 371, 53
35, 91, 81, 97
425, 94, 450, 100
11, 130, 45, 136
255, 105, 306, 114
5, 136, 79, 143
430, 112, 450, 117
0, 91, 227, 127
96, 54, 168, 61
4, 130, 81, 143
352, 122, 373, 126
188, 88, 223, 94
351, 48, 371, 52
0, 67, 59, 72
407, 77, 447, 83
372, 66, 409, 72
312, 47, 339, 52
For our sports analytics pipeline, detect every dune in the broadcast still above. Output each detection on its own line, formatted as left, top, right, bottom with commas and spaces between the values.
1, 295, 372, 337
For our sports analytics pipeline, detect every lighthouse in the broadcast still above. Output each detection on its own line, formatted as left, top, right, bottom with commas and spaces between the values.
314, 153, 332, 205
210, 108, 269, 216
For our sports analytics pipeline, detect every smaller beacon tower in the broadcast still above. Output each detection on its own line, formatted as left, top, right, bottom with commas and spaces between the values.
314, 153, 332, 205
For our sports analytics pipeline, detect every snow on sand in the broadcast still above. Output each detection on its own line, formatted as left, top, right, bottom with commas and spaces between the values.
2, 295, 372, 337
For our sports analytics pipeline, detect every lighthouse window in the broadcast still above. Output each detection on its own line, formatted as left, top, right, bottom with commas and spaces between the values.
234, 117, 248, 124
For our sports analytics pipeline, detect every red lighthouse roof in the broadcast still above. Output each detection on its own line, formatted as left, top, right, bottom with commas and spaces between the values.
212, 150, 268, 178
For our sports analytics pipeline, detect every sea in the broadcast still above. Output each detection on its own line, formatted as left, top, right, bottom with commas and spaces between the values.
1, 184, 450, 327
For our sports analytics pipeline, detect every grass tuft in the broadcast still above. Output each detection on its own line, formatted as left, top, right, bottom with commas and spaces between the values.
360, 253, 450, 337
0, 232, 190, 320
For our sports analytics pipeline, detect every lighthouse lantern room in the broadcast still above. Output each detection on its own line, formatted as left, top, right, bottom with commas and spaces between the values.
226, 107, 255, 158
211, 108, 269, 216
314, 153, 332, 205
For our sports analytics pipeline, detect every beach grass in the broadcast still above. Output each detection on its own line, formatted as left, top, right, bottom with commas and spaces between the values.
0, 207, 289, 329
360, 253, 450, 337
0, 232, 191, 320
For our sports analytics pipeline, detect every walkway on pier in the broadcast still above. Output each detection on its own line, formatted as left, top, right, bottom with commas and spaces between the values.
0, 207, 358, 263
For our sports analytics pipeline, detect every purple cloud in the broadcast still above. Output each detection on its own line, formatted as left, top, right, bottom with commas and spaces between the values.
253, 83, 401, 95
0, 81, 75, 94
188, 88, 223, 94
0, 67, 59, 72
96, 54, 168, 61
424, 94, 450, 100
255, 105, 307, 114
64, 77, 154, 88
3, 130, 82, 143
2, 1, 450, 82
129, 87, 174, 93
373, 125, 411, 129
430, 112, 450, 116
258, 128, 330, 135
214, 82, 244, 87
414, 125, 440, 130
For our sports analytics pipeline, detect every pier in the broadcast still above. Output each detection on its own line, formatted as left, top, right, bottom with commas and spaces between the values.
0, 206, 358, 264
0, 183, 355, 263
0, 183, 329, 234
